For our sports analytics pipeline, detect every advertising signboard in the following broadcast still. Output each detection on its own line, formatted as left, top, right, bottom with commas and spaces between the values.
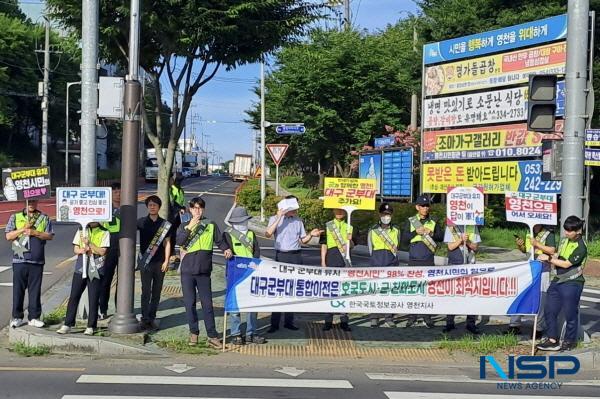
424, 82, 565, 129
422, 160, 562, 194
425, 42, 566, 96
422, 121, 563, 161
423, 14, 567, 65
381, 149, 413, 197
359, 153, 381, 194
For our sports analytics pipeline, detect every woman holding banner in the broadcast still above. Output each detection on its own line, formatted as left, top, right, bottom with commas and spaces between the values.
536, 216, 587, 352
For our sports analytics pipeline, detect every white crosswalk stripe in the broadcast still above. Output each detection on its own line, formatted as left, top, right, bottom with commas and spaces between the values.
64, 397, 263, 399
384, 393, 595, 399
580, 296, 600, 304
76, 375, 353, 389
583, 287, 600, 295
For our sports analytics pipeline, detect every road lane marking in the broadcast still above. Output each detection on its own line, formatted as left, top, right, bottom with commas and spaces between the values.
583, 288, 600, 295
384, 393, 594, 399
0, 282, 12, 287
64, 397, 262, 399
0, 366, 86, 372
580, 296, 600, 303
56, 256, 78, 269
0, 266, 10, 273
184, 191, 235, 197
76, 375, 353, 389
368, 373, 600, 387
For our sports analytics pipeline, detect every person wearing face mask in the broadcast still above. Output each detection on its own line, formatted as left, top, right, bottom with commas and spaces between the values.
223, 205, 266, 345
368, 203, 401, 328
536, 216, 587, 352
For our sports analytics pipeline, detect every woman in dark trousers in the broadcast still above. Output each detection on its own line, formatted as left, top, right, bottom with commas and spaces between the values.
537, 216, 587, 352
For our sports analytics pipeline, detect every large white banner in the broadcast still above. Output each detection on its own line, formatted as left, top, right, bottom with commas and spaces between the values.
225, 257, 542, 316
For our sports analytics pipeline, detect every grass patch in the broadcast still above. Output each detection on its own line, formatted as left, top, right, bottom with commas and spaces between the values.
42, 305, 67, 326
438, 333, 519, 355
155, 335, 217, 355
588, 237, 600, 258
480, 227, 528, 250
11, 342, 51, 357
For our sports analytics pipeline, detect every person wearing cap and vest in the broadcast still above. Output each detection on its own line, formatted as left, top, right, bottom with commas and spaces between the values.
266, 195, 322, 333
368, 202, 401, 328
320, 208, 353, 332
443, 224, 482, 334
56, 222, 110, 336
223, 205, 266, 345
5, 199, 54, 329
137, 195, 172, 331
536, 216, 587, 352
506, 224, 556, 336
401, 194, 443, 328
98, 182, 121, 320
177, 196, 232, 348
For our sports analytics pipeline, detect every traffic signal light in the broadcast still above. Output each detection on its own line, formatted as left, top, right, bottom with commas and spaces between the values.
527, 74, 558, 132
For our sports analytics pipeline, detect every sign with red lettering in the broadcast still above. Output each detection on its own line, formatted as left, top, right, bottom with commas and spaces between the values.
447, 186, 485, 226
266, 144, 289, 166
505, 191, 557, 226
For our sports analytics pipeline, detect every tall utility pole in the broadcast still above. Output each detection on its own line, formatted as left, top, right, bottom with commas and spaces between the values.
410, 24, 418, 130
344, 0, 351, 30
40, 18, 50, 166
561, 0, 590, 225
109, 0, 142, 334
80, 0, 100, 186
260, 62, 266, 222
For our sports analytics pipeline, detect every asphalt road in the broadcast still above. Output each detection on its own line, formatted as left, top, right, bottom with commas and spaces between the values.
0, 355, 598, 399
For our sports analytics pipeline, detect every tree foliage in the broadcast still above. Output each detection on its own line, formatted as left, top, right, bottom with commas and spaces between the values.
247, 25, 420, 179
48, 0, 324, 216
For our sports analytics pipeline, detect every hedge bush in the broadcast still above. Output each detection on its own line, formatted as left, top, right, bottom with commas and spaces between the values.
237, 179, 274, 213
280, 176, 304, 189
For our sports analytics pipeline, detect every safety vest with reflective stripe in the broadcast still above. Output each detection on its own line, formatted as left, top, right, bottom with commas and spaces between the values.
230, 230, 255, 258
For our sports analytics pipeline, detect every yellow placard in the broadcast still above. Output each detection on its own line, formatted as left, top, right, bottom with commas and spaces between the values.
585, 160, 600, 166
323, 178, 376, 210
425, 42, 566, 95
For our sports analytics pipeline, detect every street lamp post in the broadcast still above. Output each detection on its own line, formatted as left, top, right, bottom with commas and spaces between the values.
65, 81, 81, 183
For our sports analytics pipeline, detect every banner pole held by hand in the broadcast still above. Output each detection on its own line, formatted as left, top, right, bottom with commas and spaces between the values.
529, 225, 535, 261
343, 206, 356, 266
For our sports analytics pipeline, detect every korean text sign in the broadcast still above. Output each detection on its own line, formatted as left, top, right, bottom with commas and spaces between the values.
56, 187, 113, 224
422, 160, 562, 194
2, 166, 51, 201
423, 14, 567, 65
423, 121, 563, 161
425, 42, 566, 96
225, 257, 541, 315
424, 83, 565, 129
505, 191, 557, 226
446, 187, 484, 226
323, 178, 376, 210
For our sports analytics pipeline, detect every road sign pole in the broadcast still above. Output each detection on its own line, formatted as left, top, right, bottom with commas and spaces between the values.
561, 0, 590, 226
275, 164, 279, 196
260, 62, 266, 223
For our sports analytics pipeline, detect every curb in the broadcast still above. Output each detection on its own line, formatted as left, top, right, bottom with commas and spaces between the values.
8, 326, 165, 357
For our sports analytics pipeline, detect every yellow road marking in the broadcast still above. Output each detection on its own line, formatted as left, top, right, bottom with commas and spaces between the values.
0, 367, 85, 372
56, 255, 78, 269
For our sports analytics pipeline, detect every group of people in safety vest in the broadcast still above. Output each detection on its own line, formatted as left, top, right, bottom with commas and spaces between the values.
4, 176, 588, 351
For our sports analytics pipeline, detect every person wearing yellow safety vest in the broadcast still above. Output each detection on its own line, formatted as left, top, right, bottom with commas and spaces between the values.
401, 194, 444, 328
222, 205, 266, 345
56, 222, 110, 335
176, 196, 232, 348
536, 216, 587, 352
5, 199, 54, 329
169, 173, 186, 261
98, 182, 121, 320
368, 203, 401, 328
320, 208, 353, 332
506, 224, 556, 336
443, 223, 481, 334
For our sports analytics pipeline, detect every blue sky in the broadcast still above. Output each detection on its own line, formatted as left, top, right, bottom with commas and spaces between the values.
19, 0, 420, 161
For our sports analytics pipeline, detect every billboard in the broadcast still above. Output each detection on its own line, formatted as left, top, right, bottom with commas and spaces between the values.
382, 149, 413, 198
425, 42, 566, 95
424, 82, 564, 129
359, 153, 381, 194
423, 121, 564, 161
422, 160, 562, 194
423, 14, 567, 65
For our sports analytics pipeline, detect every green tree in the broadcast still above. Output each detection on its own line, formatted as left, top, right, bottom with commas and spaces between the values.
48, 0, 324, 217
247, 25, 419, 182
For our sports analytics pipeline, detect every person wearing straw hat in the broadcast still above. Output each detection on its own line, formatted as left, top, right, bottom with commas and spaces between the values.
223, 205, 266, 345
